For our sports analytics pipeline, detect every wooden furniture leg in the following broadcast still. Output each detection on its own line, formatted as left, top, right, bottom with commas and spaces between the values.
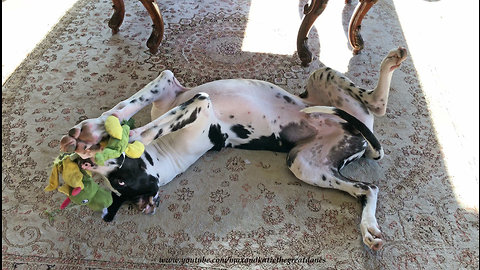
108, 0, 125, 34
139, 0, 164, 54
348, 0, 378, 54
296, 0, 329, 66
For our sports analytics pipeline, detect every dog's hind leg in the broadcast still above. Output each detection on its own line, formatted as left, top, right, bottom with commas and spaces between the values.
287, 139, 383, 251
301, 47, 407, 119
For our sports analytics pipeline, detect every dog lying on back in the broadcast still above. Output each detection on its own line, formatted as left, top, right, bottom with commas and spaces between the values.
60, 47, 407, 250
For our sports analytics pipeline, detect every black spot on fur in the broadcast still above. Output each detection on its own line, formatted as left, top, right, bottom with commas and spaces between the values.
179, 94, 203, 110
139, 96, 144, 102
151, 89, 159, 94
229, 115, 234, 119
234, 133, 294, 152
322, 175, 326, 181
283, 95, 294, 104
354, 183, 370, 190
231, 124, 251, 139
130, 99, 137, 103
170, 108, 198, 132
359, 195, 367, 207
208, 124, 228, 151
153, 128, 163, 140
144, 151, 154, 166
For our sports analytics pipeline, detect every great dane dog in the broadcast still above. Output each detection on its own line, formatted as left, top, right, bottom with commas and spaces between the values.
60, 47, 407, 251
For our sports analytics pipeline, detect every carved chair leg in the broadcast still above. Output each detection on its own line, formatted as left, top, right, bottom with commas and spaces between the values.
296, 0, 329, 66
348, 0, 378, 54
108, 0, 125, 34
139, 0, 164, 54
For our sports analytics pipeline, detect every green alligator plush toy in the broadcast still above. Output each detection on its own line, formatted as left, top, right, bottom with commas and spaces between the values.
45, 153, 113, 211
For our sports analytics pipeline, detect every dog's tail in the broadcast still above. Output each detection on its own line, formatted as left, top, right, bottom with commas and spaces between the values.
301, 106, 384, 160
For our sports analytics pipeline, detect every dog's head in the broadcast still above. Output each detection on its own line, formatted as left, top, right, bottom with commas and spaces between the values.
79, 155, 159, 201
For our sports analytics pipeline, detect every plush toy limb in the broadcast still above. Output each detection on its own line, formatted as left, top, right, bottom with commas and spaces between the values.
60, 197, 71, 210
61, 158, 84, 189
105, 115, 123, 139
125, 141, 145, 158
45, 165, 60, 191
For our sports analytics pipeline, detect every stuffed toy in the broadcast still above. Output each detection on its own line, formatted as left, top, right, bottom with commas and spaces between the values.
45, 153, 113, 211
94, 115, 145, 166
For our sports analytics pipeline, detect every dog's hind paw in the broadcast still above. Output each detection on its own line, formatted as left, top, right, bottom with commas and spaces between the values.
360, 216, 383, 250
364, 234, 383, 251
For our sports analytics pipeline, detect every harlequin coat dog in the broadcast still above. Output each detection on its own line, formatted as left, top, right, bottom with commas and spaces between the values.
60, 47, 407, 250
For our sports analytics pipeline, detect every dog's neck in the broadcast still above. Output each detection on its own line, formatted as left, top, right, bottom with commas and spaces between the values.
142, 135, 206, 185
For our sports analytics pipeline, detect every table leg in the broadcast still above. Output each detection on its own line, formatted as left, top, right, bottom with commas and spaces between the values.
296, 0, 329, 66
348, 0, 378, 54
108, 0, 125, 34
139, 0, 164, 54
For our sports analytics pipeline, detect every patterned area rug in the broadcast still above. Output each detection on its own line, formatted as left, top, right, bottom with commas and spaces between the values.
2, 0, 478, 269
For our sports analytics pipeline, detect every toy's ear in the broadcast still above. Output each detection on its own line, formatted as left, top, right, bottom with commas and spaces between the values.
105, 116, 123, 139
125, 141, 144, 159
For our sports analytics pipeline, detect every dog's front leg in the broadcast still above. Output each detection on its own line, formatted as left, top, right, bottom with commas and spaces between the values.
102, 192, 126, 222
129, 92, 213, 145
60, 70, 186, 157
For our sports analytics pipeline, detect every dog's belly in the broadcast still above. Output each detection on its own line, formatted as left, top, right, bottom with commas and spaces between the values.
172, 79, 318, 151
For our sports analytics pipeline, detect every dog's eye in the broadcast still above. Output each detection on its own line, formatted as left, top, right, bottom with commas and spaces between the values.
118, 180, 125, 186
81, 199, 89, 204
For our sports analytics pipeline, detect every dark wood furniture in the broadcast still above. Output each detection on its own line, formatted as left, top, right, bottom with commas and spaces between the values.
108, 0, 164, 54
297, 0, 378, 66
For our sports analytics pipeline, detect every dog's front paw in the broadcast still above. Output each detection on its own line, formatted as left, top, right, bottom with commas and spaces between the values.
102, 208, 115, 222
60, 117, 107, 158
360, 216, 383, 251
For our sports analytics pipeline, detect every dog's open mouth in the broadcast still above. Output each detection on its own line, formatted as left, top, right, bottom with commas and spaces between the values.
78, 156, 98, 169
